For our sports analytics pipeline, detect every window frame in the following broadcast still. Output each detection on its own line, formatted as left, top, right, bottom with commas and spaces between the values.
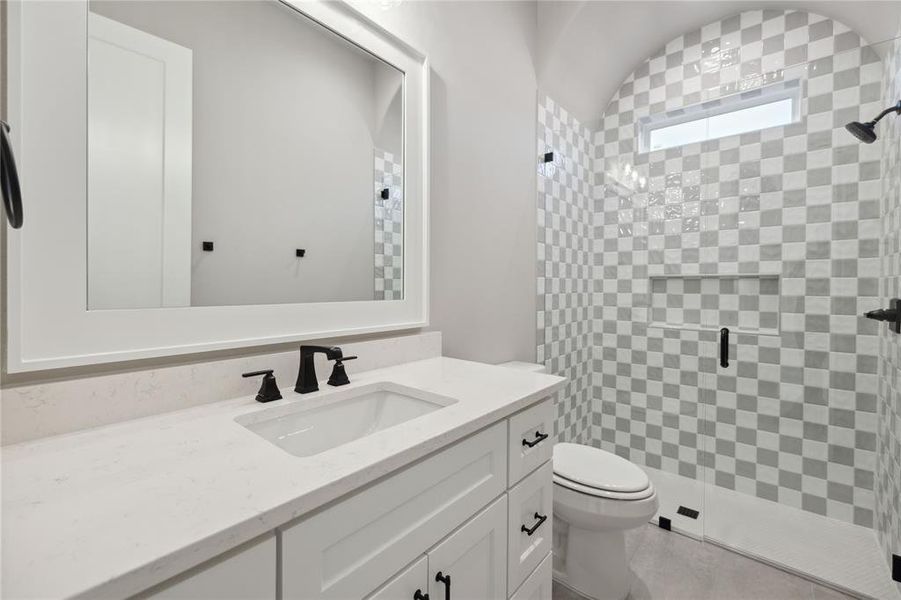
637, 80, 803, 153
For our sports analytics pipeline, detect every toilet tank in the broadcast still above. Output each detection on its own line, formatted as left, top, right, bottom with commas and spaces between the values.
497, 361, 548, 374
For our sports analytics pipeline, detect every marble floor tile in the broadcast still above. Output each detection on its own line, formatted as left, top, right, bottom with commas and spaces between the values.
552, 525, 861, 600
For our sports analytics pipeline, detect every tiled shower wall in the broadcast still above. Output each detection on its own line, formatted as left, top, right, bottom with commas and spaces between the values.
877, 26, 901, 592
537, 96, 594, 443
591, 9, 884, 527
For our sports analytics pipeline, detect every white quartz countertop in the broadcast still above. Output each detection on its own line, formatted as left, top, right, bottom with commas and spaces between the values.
1, 357, 565, 599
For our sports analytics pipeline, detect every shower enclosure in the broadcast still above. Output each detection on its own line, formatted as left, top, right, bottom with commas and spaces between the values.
540, 9, 901, 599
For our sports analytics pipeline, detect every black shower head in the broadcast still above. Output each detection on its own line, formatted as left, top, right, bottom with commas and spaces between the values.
845, 120, 878, 144
845, 100, 901, 143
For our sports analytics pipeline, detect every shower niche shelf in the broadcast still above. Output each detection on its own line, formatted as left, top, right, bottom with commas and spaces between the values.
647, 274, 780, 336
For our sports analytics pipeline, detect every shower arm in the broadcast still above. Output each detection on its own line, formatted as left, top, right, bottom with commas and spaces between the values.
865, 100, 901, 125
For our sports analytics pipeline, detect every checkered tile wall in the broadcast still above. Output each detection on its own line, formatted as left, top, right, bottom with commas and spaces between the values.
592, 9, 884, 527
374, 148, 403, 300
537, 95, 594, 443
877, 27, 901, 593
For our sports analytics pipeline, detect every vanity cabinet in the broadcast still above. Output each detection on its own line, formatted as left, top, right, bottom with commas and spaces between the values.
280, 398, 555, 600
141, 398, 555, 600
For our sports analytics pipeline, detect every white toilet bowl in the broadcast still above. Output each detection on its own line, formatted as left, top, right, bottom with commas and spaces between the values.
553, 443, 658, 600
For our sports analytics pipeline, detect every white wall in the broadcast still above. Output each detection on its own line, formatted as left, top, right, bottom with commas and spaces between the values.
92, 1, 403, 305
351, 0, 539, 364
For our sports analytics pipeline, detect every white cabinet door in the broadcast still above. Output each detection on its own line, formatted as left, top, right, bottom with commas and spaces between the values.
507, 462, 553, 592
367, 555, 428, 600
427, 496, 508, 600
140, 534, 275, 599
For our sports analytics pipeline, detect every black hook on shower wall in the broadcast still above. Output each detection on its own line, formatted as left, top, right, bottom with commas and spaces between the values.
0, 120, 24, 229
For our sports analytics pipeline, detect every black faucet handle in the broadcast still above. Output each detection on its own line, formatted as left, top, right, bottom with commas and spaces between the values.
328, 355, 357, 362
327, 356, 357, 387
243, 369, 274, 378
242, 370, 283, 403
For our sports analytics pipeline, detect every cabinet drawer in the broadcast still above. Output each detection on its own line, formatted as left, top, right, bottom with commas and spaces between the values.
507, 399, 554, 485
507, 461, 553, 593
366, 556, 427, 600
508, 552, 552, 600
280, 422, 507, 599
139, 534, 275, 600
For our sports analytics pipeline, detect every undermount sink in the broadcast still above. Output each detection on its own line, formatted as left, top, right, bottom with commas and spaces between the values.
235, 382, 456, 457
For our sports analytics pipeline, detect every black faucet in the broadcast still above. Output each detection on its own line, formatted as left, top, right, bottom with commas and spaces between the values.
295, 345, 344, 394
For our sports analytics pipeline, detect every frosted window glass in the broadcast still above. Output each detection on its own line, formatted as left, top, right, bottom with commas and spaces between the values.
647, 96, 795, 152
706, 98, 793, 139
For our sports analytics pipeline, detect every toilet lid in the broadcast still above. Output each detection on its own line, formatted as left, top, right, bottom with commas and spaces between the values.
553, 443, 650, 493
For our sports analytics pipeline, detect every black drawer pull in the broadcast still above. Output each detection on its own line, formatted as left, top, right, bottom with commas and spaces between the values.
414, 590, 429, 600
522, 431, 548, 448
521, 512, 548, 536
435, 571, 451, 600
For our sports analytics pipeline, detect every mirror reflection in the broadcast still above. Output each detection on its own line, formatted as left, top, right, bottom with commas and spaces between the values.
86, 1, 404, 309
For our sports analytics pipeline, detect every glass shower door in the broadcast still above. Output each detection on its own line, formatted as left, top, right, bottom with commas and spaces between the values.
696, 39, 888, 596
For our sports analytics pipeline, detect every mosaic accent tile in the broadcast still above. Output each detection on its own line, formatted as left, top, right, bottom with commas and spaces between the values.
374, 148, 403, 300
592, 9, 883, 527
876, 25, 901, 594
537, 95, 594, 444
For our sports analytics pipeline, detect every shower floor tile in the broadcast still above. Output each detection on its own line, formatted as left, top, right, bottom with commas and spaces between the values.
552, 525, 858, 600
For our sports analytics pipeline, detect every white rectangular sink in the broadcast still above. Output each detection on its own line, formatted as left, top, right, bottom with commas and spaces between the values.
235, 382, 456, 457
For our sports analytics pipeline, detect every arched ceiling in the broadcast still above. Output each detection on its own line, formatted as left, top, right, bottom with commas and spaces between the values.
537, 0, 901, 129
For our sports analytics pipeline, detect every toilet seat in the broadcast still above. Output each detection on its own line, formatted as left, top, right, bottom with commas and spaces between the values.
553, 443, 653, 500
554, 473, 655, 500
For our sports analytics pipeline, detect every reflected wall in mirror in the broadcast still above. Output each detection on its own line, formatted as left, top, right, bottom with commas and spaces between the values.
86, 0, 404, 309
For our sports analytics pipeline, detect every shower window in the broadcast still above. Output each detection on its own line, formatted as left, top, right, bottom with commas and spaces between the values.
638, 80, 802, 152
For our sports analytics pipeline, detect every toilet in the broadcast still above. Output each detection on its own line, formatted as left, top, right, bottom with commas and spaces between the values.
497, 361, 659, 600
552, 443, 658, 600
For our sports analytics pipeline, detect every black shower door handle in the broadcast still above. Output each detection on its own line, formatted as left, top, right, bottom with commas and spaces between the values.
720, 327, 729, 368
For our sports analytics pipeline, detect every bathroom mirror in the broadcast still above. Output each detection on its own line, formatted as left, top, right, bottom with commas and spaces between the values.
6, 0, 428, 371
87, 1, 405, 308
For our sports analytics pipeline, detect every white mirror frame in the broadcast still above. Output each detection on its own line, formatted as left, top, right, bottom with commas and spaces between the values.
5, 0, 429, 372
